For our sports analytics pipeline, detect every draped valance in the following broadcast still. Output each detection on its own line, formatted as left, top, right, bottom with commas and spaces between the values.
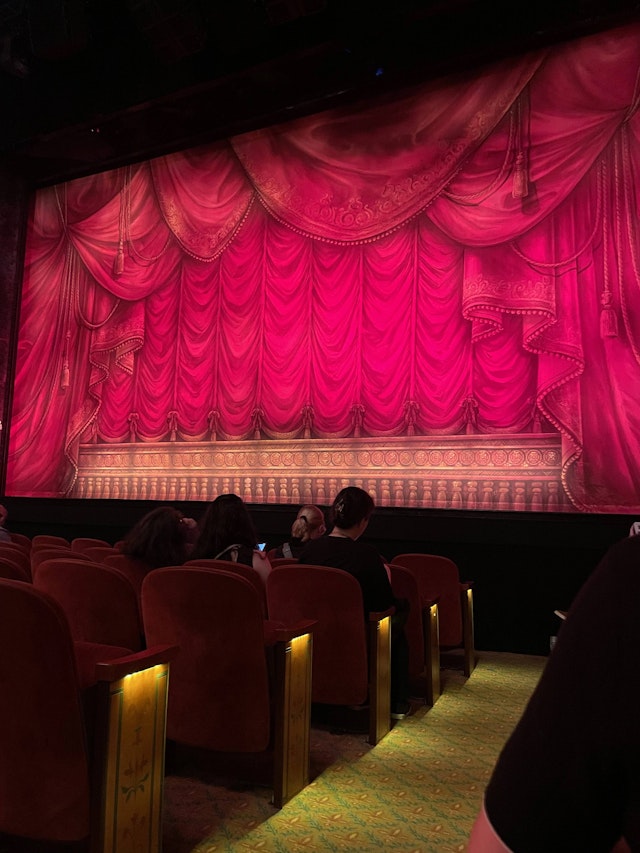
7, 22, 640, 511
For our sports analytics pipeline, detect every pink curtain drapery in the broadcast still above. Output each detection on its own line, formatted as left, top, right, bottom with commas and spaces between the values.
7, 23, 640, 511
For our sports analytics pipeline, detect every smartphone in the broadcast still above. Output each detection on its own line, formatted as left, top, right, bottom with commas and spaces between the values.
257, 542, 266, 551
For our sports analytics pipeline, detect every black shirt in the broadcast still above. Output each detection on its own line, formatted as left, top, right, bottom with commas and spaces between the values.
298, 535, 394, 615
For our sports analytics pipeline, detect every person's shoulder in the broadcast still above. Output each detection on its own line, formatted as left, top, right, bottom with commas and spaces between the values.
355, 539, 381, 556
596, 533, 640, 579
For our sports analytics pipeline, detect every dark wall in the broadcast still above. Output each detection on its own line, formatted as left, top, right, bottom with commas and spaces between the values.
4, 495, 634, 656
0, 169, 28, 488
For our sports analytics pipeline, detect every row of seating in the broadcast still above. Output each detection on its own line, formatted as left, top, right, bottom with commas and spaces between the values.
0, 535, 476, 688
0, 533, 475, 852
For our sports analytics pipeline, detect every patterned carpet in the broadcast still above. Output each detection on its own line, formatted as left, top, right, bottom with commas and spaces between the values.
163, 650, 546, 853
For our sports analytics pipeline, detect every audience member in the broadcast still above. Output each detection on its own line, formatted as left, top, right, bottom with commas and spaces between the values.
274, 504, 326, 559
468, 534, 640, 853
299, 486, 411, 719
191, 493, 271, 583
0, 505, 10, 542
121, 506, 196, 569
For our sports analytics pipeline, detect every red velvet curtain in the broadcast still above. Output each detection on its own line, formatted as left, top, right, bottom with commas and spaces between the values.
7, 23, 640, 511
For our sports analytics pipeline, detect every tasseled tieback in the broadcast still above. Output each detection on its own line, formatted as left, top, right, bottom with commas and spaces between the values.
600, 290, 619, 338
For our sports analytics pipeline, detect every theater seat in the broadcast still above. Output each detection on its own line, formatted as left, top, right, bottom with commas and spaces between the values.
388, 562, 440, 705
72, 536, 112, 553
266, 563, 393, 745
8, 532, 31, 552
392, 553, 475, 676
31, 547, 92, 580
0, 556, 30, 582
32, 534, 70, 548
185, 557, 268, 616
34, 558, 143, 651
0, 578, 173, 850
142, 566, 314, 807
0, 543, 32, 580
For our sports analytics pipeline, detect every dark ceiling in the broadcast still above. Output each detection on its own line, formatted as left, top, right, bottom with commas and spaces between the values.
1, 0, 639, 186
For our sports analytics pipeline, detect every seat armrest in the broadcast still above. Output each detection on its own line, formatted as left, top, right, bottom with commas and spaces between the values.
95, 644, 178, 682
264, 619, 317, 646
369, 606, 395, 622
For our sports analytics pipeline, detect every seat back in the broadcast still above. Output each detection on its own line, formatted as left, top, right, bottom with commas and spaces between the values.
31, 547, 92, 580
0, 579, 91, 841
142, 567, 272, 752
104, 552, 151, 596
269, 557, 298, 568
71, 537, 112, 553
267, 564, 369, 706
0, 555, 31, 582
32, 534, 70, 548
34, 559, 142, 651
83, 545, 118, 563
0, 543, 32, 579
184, 558, 267, 616
8, 532, 31, 552
388, 563, 424, 679
392, 553, 463, 646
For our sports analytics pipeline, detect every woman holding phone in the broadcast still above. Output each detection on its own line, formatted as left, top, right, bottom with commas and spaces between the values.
192, 493, 272, 584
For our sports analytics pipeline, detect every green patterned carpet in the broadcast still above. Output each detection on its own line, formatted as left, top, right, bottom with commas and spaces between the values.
163, 651, 546, 853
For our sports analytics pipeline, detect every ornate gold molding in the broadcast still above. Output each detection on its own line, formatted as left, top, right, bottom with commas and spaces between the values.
73, 433, 567, 511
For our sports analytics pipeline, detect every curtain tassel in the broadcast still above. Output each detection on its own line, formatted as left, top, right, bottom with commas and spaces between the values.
113, 242, 125, 276
512, 151, 529, 199
600, 292, 619, 338
60, 361, 70, 390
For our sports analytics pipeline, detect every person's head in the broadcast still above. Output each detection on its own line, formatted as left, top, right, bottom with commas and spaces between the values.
121, 506, 190, 568
330, 487, 375, 536
194, 493, 258, 558
290, 504, 326, 543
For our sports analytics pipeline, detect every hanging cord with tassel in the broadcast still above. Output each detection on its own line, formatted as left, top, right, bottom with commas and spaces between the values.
124, 164, 172, 264
600, 156, 619, 338
512, 88, 530, 200
113, 168, 126, 276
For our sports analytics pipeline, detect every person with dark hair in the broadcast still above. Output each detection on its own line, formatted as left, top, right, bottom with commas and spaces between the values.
299, 486, 412, 719
274, 504, 326, 559
191, 493, 271, 583
121, 505, 196, 569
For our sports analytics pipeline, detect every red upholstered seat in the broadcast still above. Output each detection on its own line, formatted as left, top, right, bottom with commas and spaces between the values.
32, 534, 70, 548
71, 536, 112, 553
391, 553, 475, 676
0, 578, 172, 848
104, 552, 152, 595
388, 562, 440, 705
266, 563, 393, 745
184, 557, 268, 616
142, 566, 314, 807
9, 532, 31, 552
34, 558, 143, 651
31, 547, 92, 579
0, 555, 31, 582
269, 556, 299, 568
83, 544, 119, 562
0, 542, 32, 579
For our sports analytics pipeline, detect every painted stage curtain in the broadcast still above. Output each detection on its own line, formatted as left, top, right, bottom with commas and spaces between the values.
7, 23, 640, 511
